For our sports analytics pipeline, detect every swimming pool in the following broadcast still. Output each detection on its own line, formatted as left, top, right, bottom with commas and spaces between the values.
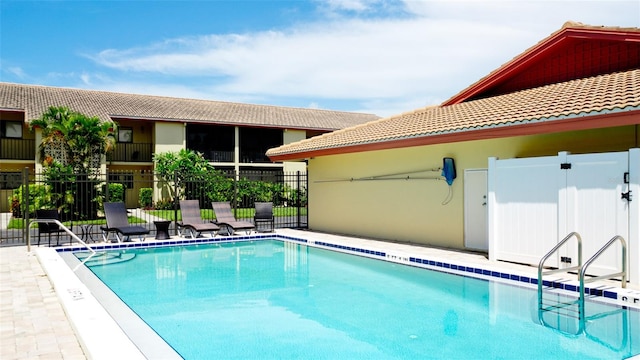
68, 237, 639, 359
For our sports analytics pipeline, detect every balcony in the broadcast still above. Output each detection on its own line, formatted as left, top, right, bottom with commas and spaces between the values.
240, 151, 271, 163
0, 138, 35, 160
201, 150, 233, 162
107, 142, 153, 162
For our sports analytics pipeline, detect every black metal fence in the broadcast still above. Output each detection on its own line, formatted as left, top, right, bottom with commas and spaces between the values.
0, 169, 307, 246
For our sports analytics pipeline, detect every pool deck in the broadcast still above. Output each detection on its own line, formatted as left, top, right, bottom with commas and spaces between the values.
0, 245, 86, 360
2, 228, 639, 360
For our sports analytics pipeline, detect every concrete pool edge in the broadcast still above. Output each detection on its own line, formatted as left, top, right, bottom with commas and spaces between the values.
35, 247, 149, 360
292, 230, 640, 308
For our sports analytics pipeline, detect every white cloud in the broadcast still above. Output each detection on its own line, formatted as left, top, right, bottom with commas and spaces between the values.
324, 0, 372, 12
7, 66, 27, 79
86, 0, 640, 116
90, 17, 525, 100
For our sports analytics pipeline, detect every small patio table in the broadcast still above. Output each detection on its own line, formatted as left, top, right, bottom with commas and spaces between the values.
79, 224, 95, 243
154, 220, 171, 240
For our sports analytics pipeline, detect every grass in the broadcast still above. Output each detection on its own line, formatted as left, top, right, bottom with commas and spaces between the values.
7, 206, 307, 229
8, 216, 146, 229
146, 206, 307, 221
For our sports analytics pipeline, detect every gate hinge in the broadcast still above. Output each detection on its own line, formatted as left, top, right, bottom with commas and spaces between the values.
622, 190, 632, 202
560, 163, 572, 169
624, 172, 629, 184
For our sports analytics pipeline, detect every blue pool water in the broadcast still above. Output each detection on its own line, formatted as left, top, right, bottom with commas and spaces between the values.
77, 240, 639, 359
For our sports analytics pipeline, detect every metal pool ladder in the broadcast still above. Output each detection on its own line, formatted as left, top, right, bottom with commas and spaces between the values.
537, 232, 628, 336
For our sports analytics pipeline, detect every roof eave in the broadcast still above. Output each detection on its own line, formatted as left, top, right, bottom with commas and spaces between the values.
267, 110, 640, 162
442, 25, 640, 106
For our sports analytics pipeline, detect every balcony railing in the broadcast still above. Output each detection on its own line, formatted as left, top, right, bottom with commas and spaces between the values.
0, 138, 35, 160
241, 151, 271, 163
203, 150, 234, 162
198, 150, 271, 163
107, 143, 153, 162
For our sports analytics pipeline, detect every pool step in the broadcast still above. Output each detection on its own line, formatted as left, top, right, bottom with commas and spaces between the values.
75, 251, 137, 266
539, 293, 582, 334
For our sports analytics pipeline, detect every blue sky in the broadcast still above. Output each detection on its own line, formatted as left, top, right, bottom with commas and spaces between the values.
1, 1, 638, 117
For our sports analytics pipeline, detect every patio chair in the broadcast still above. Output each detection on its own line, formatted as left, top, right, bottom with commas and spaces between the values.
211, 202, 255, 235
178, 200, 220, 238
254, 202, 274, 232
35, 209, 65, 246
100, 202, 149, 242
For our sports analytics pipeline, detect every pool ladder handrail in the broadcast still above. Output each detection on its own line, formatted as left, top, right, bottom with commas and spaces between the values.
537, 232, 583, 310
538, 232, 628, 335
578, 235, 627, 323
537, 232, 582, 334
28, 219, 98, 270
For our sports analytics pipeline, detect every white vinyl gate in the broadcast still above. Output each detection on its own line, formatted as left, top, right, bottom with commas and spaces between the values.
488, 150, 638, 283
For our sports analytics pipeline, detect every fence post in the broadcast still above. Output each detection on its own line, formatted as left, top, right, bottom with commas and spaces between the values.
173, 170, 178, 203
233, 170, 238, 211
174, 170, 179, 235
105, 168, 110, 202
23, 167, 30, 250
296, 171, 301, 228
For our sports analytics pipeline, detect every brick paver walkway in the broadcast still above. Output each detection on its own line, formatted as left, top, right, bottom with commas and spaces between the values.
0, 246, 86, 359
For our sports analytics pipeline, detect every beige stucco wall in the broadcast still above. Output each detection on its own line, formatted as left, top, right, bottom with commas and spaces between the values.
307, 124, 639, 250
283, 129, 307, 173
116, 120, 153, 144
107, 165, 154, 208
154, 122, 185, 153
153, 122, 185, 201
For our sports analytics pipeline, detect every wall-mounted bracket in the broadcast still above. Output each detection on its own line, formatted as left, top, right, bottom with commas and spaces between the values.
621, 190, 632, 201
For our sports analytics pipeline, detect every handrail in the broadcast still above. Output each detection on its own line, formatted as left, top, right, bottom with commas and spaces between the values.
28, 219, 97, 270
538, 232, 582, 304
537, 232, 582, 331
538, 233, 629, 337
580, 235, 627, 288
579, 235, 627, 327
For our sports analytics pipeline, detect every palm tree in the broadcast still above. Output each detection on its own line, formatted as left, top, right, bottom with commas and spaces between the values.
29, 106, 118, 220
30, 106, 117, 173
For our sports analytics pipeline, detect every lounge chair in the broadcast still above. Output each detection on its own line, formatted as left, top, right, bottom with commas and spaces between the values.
254, 202, 274, 232
178, 200, 220, 238
35, 209, 65, 246
100, 202, 149, 242
211, 202, 255, 235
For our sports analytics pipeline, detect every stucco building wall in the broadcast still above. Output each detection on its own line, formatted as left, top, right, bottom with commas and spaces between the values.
307, 124, 638, 249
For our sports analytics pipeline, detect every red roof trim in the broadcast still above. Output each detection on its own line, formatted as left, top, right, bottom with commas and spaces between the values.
268, 111, 640, 161
442, 25, 640, 106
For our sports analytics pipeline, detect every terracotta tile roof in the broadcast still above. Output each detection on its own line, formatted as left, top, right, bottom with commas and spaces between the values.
267, 69, 640, 159
0, 82, 379, 131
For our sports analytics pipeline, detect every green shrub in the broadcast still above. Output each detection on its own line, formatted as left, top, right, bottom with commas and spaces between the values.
105, 183, 125, 202
13, 184, 57, 216
155, 198, 175, 210
9, 195, 20, 217
286, 185, 307, 206
139, 188, 153, 208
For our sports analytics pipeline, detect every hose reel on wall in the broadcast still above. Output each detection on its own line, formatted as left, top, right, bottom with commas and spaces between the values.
315, 157, 457, 204
441, 157, 456, 204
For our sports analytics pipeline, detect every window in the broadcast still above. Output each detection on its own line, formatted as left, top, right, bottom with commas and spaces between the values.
108, 173, 134, 188
239, 128, 282, 163
0, 172, 22, 190
1, 121, 23, 138
118, 128, 133, 143
186, 124, 234, 161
